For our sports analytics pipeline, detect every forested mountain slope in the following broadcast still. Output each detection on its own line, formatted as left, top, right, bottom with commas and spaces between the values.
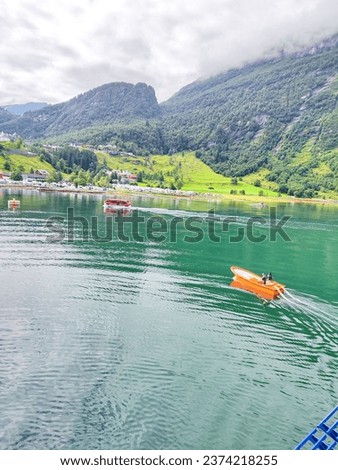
161, 35, 338, 195
0, 107, 14, 124
0, 82, 160, 138
1, 35, 337, 196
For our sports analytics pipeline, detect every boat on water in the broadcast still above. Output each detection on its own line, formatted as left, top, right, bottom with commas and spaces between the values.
230, 266, 285, 300
249, 202, 268, 209
103, 198, 132, 210
8, 198, 20, 209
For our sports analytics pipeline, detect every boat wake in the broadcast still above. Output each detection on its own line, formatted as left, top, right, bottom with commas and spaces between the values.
275, 288, 338, 327
132, 206, 250, 224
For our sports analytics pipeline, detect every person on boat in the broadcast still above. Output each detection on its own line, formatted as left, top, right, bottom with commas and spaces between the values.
267, 272, 273, 281
261, 273, 267, 285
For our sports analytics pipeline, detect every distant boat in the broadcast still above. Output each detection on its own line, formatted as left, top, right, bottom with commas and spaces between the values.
230, 266, 285, 300
250, 202, 268, 208
103, 198, 132, 210
8, 198, 20, 209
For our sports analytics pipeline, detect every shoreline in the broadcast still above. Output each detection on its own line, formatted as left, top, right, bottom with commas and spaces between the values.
1, 183, 338, 206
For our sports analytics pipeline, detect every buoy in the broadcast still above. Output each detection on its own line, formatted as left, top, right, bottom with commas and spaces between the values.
8, 198, 21, 209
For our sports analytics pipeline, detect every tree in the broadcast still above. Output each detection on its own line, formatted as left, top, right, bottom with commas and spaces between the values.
136, 171, 143, 183
110, 171, 118, 183
56, 159, 66, 172
55, 147, 98, 171
254, 179, 261, 187
15, 137, 23, 149
48, 170, 62, 183
175, 178, 183, 190
231, 177, 238, 185
55, 171, 63, 183
11, 169, 23, 181
96, 175, 110, 187
75, 169, 90, 186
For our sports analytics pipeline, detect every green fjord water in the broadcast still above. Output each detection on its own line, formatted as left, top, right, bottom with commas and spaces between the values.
0, 189, 337, 450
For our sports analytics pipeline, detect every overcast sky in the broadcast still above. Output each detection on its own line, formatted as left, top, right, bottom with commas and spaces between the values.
1, 0, 337, 105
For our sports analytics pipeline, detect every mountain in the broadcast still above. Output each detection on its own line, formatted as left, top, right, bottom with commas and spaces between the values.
0, 106, 14, 124
0, 82, 160, 138
0, 35, 337, 196
3, 102, 49, 116
161, 35, 338, 196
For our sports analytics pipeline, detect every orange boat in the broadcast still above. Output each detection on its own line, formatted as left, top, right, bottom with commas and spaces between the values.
230, 266, 285, 300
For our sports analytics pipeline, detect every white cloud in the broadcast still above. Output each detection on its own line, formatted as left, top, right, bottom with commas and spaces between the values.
0, 0, 337, 105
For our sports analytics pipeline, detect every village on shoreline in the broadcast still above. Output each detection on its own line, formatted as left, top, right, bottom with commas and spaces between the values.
1, 135, 337, 207
1, 180, 337, 206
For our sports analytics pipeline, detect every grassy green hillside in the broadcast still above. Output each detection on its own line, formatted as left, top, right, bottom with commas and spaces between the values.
97, 151, 277, 196
0, 141, 54, 174
0, 154, 54, 173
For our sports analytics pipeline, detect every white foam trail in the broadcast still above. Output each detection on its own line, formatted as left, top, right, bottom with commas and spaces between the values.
284, 289, 306, 303
276, 287, 338, 327
276, 289, 304, 313
133, 206, 251, 225
283, 290, 323, 315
